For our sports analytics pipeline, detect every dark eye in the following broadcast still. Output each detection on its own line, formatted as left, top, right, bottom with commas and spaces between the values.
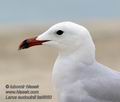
56, 30, 64, 35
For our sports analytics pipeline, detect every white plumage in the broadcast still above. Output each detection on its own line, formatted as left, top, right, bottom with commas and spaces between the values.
22, 22, 120, 102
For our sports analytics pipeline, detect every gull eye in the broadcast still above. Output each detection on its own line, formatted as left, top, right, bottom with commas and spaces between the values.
56, 30, 64, 35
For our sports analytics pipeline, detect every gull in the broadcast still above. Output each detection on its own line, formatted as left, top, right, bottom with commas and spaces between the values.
19, 22, 120, 102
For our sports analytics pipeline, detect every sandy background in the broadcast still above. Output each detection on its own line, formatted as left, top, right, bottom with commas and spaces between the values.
0, 21, 120, 102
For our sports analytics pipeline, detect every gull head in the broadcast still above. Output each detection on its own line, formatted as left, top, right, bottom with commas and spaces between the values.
19, 22, 95, 55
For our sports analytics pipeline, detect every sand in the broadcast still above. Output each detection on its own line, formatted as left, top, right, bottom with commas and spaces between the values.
0, 22, 120, 102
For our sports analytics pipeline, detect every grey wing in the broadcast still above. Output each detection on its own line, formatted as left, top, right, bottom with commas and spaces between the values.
82, 77, 120, 102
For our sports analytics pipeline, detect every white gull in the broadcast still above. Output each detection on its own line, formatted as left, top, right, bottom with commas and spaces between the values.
19, 22, 120, 102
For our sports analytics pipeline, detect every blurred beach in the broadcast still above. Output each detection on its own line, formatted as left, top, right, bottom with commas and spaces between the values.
0, 21, 120, 102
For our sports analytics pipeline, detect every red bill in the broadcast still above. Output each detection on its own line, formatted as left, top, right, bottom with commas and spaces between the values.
19, 37, 50, 50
